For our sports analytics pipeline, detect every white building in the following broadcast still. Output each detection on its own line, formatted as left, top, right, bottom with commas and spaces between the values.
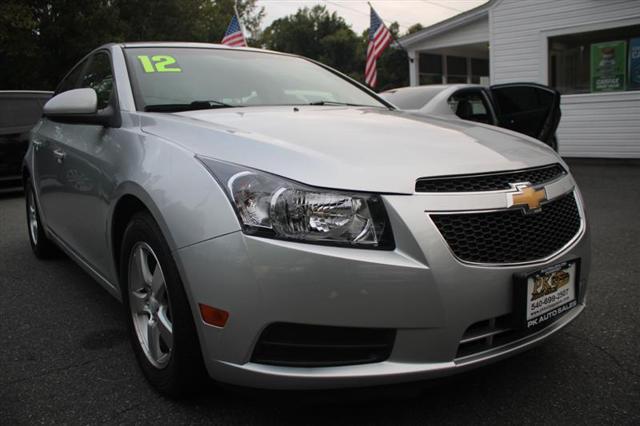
399, 0, 640, 158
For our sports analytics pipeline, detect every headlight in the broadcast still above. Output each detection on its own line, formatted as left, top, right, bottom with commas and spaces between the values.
198, 157, 394, 249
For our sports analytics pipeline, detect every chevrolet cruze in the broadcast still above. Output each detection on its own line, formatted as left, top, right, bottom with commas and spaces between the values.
24, 43, 590, 396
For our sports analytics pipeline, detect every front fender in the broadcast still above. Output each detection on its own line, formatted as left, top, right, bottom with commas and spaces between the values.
107, 131, 241, 284
110, 138, 240, 248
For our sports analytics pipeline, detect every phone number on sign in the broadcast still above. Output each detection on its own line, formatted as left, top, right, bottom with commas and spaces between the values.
530, 288, 570, 309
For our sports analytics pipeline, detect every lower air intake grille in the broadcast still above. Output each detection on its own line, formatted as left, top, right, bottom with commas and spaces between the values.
431, 192, 581, 264
251, 323, 396, 367
456, 315, 524, 359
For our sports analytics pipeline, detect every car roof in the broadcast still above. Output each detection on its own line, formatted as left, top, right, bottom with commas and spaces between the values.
382, 84, 483, 94
112, 41, 282, 56
0, 90, 53, 95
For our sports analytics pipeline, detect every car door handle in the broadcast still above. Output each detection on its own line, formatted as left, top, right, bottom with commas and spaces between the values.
53, 148, 66, 163
32, 139, 44, 150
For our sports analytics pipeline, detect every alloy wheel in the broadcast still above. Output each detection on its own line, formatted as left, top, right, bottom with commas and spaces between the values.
128, 242, 173, 369
27, 189, 38, 245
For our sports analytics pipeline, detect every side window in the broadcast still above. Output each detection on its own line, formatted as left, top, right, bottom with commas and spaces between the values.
0, 94, 51, 130
448, 91, 491, 124
79, 53, 114, 110
490, 85, 558, 140
492, 87, 553, 114
56, 59, 89, 94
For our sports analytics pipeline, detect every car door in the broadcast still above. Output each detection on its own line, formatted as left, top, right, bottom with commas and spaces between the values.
488, 83, 561, 144
54, 51, 119, 276
34, 59, 89, 238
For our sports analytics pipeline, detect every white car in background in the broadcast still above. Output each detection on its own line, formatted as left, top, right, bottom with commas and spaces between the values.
380, 84, 561, 151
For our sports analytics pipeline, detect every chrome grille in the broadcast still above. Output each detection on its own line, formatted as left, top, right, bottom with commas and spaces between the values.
416, 164, 566, 193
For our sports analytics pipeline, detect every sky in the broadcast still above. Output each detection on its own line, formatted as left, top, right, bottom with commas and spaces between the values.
257, 0, 488, 34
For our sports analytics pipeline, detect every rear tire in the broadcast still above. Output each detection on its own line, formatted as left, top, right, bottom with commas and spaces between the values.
25, 178, 59, 259
120, 211, 207, 397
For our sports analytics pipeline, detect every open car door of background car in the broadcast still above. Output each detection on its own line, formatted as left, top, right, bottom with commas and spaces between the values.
489, 83, 561, 146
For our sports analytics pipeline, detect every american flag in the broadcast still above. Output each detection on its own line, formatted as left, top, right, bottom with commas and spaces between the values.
365, 7, 392, 88
221, 15, 247, 47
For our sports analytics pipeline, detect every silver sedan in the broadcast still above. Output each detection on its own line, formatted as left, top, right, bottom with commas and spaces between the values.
24, 42, 590, 396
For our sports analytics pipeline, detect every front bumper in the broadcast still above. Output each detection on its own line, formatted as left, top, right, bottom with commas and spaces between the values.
174, 176, 590, 390
209, 304, 584, 389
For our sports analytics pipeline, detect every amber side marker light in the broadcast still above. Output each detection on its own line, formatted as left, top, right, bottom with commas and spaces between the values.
199, 303, 229, 327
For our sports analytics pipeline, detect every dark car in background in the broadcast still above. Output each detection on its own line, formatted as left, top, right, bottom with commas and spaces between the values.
0, 91, 53, 193
380, 83, 561, 151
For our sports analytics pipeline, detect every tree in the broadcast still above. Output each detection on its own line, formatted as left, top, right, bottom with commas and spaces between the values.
359, 22, 410, 91
195, 0, 264, 45
0, 0, 264, 90
33, 0, 127, 89
406, 23, 424, 35
0, 1, 413, 92
374, 22, 410, 91
261, 5, 362, 77
0, 0, 41, 89
261, 7, 410, 91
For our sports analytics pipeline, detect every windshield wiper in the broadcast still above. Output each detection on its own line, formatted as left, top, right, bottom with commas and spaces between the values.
145, 100, 238, 113
306, 101, 374, 107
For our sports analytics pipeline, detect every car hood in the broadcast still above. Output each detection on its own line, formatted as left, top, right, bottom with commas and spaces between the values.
140, 106, 563, 194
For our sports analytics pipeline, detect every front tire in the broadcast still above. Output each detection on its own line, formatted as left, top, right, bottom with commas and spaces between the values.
25, 178, 59, 259
120, 212, 207, 397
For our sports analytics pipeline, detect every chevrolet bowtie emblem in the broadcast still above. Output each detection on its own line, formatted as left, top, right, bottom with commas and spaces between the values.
508, 183, 547, 213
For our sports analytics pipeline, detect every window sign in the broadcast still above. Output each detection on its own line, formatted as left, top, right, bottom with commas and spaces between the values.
590, 40, 627, 92
629, 37, 640, 90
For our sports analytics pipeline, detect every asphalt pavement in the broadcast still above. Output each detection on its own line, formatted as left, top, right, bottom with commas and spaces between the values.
1, 159, 639, 425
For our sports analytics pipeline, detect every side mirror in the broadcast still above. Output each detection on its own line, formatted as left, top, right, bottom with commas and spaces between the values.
43, 88, 120, 127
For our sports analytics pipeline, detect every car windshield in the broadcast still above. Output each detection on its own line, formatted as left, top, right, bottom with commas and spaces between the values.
381, 86, 447, 110
124, 47, 388, 111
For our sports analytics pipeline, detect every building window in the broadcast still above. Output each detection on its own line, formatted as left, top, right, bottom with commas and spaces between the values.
549, 24, 640, 94
419, 53, 443, 85
471, 58, 489, 84
447, 56, 468, 83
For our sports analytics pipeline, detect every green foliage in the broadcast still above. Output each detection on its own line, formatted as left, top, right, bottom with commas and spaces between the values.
407, 23, 424, 34
0, 1, 413, 91
261, 6, 358, 68
376, 44, 410, 92
0, 0, 264, 90
262, 5, 409, 91
0, 0, 41, 88
375, 21, 410, 91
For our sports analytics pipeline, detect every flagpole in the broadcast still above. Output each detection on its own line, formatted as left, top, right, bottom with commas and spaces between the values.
234, 0, 248, 45
367, 1, 414, 63
233, 0, 240, 18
